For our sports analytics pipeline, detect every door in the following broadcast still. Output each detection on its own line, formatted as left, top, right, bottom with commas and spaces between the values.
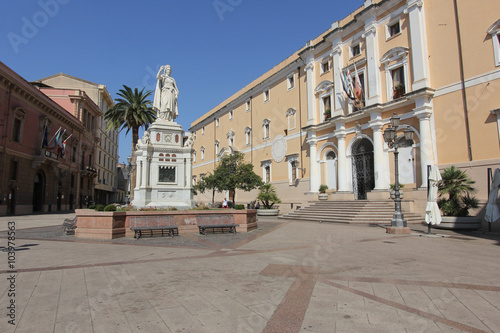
352, 139, 375, 200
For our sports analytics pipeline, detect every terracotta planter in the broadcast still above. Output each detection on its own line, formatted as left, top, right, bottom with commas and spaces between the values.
434, 216, 481, 230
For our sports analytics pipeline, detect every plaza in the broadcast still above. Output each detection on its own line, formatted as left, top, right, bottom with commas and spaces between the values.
1, 213, 500, 332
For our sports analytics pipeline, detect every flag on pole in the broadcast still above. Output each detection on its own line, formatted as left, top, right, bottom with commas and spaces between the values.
339, 68, 355, 100
54, 129, 66, 156
41, 120, 49, 148
49, 127, 61, 148
61, 134, 72, 158
353, 62, 363, 102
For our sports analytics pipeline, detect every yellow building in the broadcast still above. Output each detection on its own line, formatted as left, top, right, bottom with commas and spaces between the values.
190, 0, 500, 217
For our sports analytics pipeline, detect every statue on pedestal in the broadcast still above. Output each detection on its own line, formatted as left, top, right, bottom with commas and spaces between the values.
153, 65, 179, 122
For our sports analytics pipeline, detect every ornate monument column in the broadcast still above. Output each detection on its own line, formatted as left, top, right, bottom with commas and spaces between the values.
132, 65, 194, 209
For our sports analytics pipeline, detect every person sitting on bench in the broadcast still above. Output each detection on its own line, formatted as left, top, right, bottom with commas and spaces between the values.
222, 198, 228, 209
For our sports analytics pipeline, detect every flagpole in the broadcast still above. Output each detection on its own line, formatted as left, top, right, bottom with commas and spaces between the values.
49, 127, 61, 145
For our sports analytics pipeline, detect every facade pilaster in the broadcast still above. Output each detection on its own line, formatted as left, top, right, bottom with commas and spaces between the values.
334, 122, 349, 192
185, 155, 192, 188
135, 159, 142, 189
405, 0, 430, 90
415, 101, 435, 188
363, 19, 382, 106
307, 131, 320, 192
305, 54, 316, 125
369, 112, 389, 189
331, 44, 344, 116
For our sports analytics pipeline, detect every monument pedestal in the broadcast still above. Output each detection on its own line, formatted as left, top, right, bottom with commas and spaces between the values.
132, 119, 194, 209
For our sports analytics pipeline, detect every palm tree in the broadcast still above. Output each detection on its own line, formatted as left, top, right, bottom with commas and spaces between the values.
438, 165, 479, 216
105, 85, 156, 153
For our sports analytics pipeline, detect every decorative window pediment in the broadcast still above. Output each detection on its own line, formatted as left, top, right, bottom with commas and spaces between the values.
315, 81, 333, 95
380, 47, 409, 65
487, 19, 500, 67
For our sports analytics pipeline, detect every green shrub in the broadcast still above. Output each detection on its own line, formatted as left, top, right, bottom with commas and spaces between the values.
234, 204, 245, 210
89, 204, 96, 209
95, 204, 105, 211
318, 184, 328, 193
104, 204, 117, 211
167, 207, 178, 211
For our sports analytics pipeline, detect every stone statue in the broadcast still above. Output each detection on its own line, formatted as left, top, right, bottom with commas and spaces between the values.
154, 65, 179, 122
142, 129, 150, 144
184, 133, 194, 148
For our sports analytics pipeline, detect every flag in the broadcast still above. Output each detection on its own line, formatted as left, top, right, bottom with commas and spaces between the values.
339, 68, 355, 100
49, 127, 61, 148
353, 62, 363, 102
53, 129, 66, 156
41, 121, 49, 148
61, 134, 72, 158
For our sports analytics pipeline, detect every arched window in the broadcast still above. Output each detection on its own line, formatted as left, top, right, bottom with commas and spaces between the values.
262, 119, 271, 140
380, 47, 410, 101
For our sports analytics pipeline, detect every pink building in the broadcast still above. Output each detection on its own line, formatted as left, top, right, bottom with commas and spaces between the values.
0, 61, 96, 215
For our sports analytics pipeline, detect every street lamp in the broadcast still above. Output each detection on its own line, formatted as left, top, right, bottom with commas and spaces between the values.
126, 156, 135, 205
383, 113, 414, 233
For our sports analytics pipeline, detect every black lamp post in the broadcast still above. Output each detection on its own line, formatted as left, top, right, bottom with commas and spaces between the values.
126, 156, 135, 205
383, 113, 414, 230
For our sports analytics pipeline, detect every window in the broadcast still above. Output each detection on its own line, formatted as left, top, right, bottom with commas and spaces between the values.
263, 88, 270, 102
200, 173, 205, 181
322, 96, 332, 118
261, 161, 272, 183
351, 43, 361, 58
286, 108, 296, 130
287, 74, 295, 90
263, 119, 271, 140
193, 150, 197, 163
386, 20, 401, 40
202, 127, 205, 135
12, 109, 26, 143
201, 146, 205, 160
351, 71, 365, 111
216, 118, 219, 127
320, 59, 330, 74
215, 140, 219, 155
192, 176, 197, 186
381, 47, 410, 102
72, 146, 77, 163
487, 19, 500, 67
227, 130, 235, 147
287, 155, 299, 185
391, 67, 405, 99
246, 99, 251, 112
229, 110, 233, 120
245, 127, 252, 146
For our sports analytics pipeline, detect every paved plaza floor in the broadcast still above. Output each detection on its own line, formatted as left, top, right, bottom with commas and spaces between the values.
0, 213, 499, 332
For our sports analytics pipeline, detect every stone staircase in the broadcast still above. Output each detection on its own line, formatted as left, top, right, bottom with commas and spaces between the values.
278, 200, 424, 224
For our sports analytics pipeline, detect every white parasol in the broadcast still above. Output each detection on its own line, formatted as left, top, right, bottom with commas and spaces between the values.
485, 168, 500, 223
425, 165, 442, 225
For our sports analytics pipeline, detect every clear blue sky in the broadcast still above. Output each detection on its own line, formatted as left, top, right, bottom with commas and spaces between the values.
1, 0, 361, 163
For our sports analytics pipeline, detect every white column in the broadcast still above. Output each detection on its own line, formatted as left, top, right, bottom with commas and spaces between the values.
405, 0, 430, 90
369, 117, 389, 190
145, 157, 151, 187
307, 132, 320, 192
141, 157, 147, 188
331, 45, 344, 116
135, 159, 142, 189
305, 55, 316, 125
335, 122, 349, 192
415, 108, 434, 188
185, 155, 192, 188
363, 20, 382, 106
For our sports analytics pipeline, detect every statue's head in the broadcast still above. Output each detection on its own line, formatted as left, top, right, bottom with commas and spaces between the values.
165, 65, 171, 75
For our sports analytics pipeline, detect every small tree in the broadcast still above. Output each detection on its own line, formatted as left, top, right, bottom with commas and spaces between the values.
257, 183, 281, 209
438, 166, 479, 217
192, 172, 222, 205
213, 152, 262, 205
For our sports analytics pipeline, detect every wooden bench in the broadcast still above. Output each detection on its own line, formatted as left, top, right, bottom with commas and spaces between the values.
129, 215, 179, 239
62, 217, 77, 235
196, 215, 239, 235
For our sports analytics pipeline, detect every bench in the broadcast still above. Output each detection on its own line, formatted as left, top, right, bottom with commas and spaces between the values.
129, 215, 179, 239
196, 215, 239, 235
62, 217, 77, 235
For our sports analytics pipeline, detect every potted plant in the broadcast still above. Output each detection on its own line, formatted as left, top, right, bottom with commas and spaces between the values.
318, 184, 329, 200
256, 183, 281, 216
324, 108, 331, 121
436, 166, 480, 229
389, 183, 404, 199
393, 83, 405, 99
